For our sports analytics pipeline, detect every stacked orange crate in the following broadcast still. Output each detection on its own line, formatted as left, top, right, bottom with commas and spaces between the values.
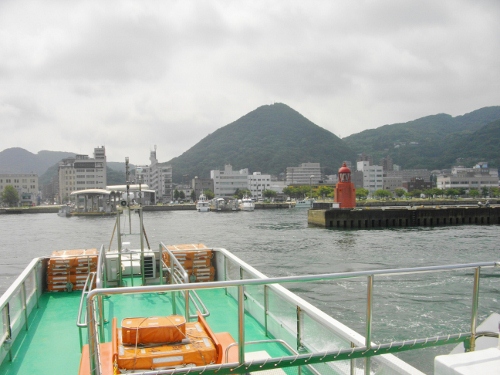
163, 244, 215, 282
47, 249, 98, 291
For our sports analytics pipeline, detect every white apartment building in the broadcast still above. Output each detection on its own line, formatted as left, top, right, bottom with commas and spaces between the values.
58, 146, 107, 203
357, 161, 384, 194
286, 163, 321, 185
0, 173, 39, 205
248, 172, 271, 199
211, 165, 249, 197
134, 147, 172, 203
436, 162, 498, 191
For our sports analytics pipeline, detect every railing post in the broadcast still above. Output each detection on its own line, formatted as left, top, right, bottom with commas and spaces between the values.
35, 262, 40, 309
238, 285, 245, 364
4, 303, 13, 361
171, 258, 177, 316
264, 285, 269, 336
469, 267, 481, 352
159, 244, 164, 285
365, 275, 374, 375
296, 306, 303, 375
22, 282, 29, 331
296, 306, 303, 351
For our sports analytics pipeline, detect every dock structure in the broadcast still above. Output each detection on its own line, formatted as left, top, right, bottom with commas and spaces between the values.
308, 205, 500, 229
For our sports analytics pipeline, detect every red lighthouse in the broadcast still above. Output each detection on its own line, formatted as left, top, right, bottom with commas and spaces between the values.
334, 162, 356, 208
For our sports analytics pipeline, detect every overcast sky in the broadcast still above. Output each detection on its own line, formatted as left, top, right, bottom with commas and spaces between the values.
1, 1, 499, 164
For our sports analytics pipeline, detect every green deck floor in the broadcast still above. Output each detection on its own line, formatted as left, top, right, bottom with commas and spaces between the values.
1, 286, 291, 375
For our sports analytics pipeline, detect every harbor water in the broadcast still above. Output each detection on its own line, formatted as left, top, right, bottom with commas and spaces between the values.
1, 208, 499, 374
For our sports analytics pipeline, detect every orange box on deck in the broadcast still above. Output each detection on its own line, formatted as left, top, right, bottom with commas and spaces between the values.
121, 315, 186, 345
48, 249, 98, 268
117, 320, 216, 369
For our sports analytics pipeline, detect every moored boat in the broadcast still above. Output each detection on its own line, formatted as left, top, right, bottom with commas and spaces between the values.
294, 197, 315, 208
210, 197, 240, 212
239, 195, 255, 211
57, 204, 73, 217
196, 193, 210, 212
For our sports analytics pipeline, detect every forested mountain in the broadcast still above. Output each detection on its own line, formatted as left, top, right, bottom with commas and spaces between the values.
165, 103, 356, 181
0, 148, 75, 175
343, 106, 500, 170
2, 104, 500, 187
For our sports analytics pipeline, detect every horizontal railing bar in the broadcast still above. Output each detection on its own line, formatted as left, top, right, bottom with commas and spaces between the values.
87, 261, 500, 300
124, 332, 472, 375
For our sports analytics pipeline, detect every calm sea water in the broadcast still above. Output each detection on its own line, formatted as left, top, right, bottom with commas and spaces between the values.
1, 208, 499, 373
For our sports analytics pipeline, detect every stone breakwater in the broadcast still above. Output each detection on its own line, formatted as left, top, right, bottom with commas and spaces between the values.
308, 205, 500, 228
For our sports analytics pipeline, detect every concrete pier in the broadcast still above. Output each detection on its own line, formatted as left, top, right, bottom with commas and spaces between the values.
308, 206, 500, 228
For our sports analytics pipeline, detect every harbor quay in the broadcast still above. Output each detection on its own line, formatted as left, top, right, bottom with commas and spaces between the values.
0, 202, 292, 214
308, 204, 500, 228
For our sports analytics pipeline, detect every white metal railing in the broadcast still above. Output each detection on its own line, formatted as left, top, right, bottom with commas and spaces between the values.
0, 258, 42, 366
159, 242, 210, 319
85, 259, 500, 375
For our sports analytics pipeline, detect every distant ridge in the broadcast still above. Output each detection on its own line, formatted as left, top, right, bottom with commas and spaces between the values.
0, 148, 75, 175
343, 106, 500, 170
165, 103, 356, 182
2, 104, 500, 186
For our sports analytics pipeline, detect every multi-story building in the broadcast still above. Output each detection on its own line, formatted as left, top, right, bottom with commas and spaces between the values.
385, 169, 431, 183
191, 177, 214, 199
383, 175, 403, 193
211, 165, 249, 197
248, 172, 272, 199
0, 173, 39, 206
436, 162, 498, 191
285, 163, 321, 185
58, 146, 106, 203
379, 156, 394, 172
403, 177, 434, 193
134, 147, 172, 203
356, 161, 383, 194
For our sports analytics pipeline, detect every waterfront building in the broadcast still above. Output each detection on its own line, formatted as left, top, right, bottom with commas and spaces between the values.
357, 153, 373, 166
356, 161, 383, 194
383, 175, 404, 193
436, 162, 498, 191
248, 172, 272, 199
403, 177, 434, 193
134, 147, 172, 203
0, 173, 39, 205
385, 169, 432, 183
191, 177, 214, 199
211, 165, 249, 197
58, 146, 106, 204
379, 156, 394, 171
285, 163, 321, 185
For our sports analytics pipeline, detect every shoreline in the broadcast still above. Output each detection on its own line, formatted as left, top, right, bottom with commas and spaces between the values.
0, 202, 294, 214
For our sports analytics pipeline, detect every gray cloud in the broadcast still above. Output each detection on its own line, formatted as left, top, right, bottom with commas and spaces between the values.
0, 0, 498, 165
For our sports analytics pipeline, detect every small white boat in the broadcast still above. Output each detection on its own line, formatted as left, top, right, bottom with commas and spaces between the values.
239, 195, 255, 211
57, 204, 72, 217
294, 198, 314, 208
196, 193, 210, 212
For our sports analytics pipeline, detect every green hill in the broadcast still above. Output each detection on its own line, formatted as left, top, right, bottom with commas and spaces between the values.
343, 106, 500, 169
0, 148, 75, 175
165, 103, 357, 182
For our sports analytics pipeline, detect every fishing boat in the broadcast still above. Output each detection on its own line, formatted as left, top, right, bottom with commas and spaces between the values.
196, 193, 210, 212
1, 163, 499, 374
210, 197, 240, 212
239, 195, 255, 211
294, 197, 314, 208
57, 204, 73, 217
